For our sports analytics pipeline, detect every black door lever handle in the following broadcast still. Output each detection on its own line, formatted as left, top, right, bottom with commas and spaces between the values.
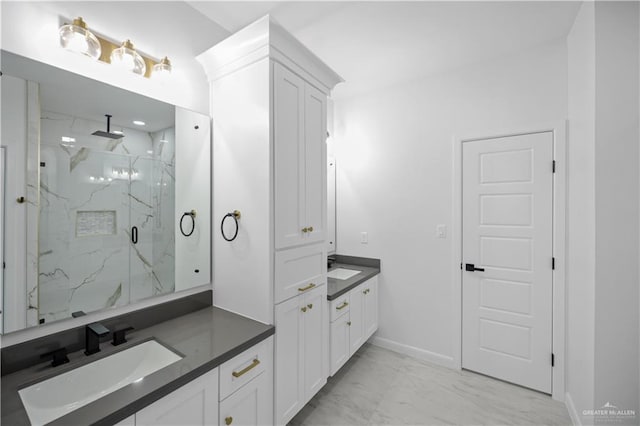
465, 263, 485, 272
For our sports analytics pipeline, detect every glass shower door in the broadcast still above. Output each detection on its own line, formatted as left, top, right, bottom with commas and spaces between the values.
38, 146, 132, 323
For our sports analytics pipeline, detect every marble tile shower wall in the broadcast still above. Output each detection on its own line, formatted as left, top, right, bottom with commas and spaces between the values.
36, 111, 175, 326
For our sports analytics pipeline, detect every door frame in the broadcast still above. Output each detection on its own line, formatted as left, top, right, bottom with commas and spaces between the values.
451, 121, 566, 401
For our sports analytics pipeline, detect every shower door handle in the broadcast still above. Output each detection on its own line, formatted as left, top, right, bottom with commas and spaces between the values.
131, 226, 138, 244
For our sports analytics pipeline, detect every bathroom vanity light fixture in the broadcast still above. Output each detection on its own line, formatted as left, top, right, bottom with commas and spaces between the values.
58, 17, 172, 79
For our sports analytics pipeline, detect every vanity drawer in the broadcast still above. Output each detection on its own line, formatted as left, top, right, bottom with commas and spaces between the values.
330, 293, 350, 322
275, 244, 326, 303
219, 337, 273, 401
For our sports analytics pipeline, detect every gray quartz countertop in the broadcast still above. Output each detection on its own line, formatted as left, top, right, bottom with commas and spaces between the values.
1, 306, 274, 426
327, 261, 380, 300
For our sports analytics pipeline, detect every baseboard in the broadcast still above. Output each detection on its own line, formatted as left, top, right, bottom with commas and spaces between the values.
370, 336, 455, 369
565, 392, 582, 426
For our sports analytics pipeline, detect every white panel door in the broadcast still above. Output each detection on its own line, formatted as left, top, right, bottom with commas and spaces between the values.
274, 63, 305, 249
274, 295, 304, 425
462, 132, 553, 394
303, 83, 327, 245
219, 372, 272, 426
302, 284, 327, 403
136, 368, 219, 426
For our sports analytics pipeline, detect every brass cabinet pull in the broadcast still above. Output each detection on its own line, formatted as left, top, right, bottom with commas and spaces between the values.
298, 283, 316, 292
336, 301, 349, 310
231, 358, 260, 378
302, 227, 308, 233
16, 196, 25, 204
307, 303, 313, 309
225, 417, 233, 425
363, 289, 370, 295
347, 321, 352, 326
308, 226, 314, 232
301, 307, 308, 313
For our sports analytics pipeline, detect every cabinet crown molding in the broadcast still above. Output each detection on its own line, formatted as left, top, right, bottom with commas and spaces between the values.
197, 15, 344, 95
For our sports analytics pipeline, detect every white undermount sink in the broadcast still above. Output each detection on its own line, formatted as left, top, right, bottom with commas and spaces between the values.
19, 339, 182, 425
327, 268, 361, 280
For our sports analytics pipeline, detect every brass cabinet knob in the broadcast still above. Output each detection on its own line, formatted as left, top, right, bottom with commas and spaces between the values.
347, 321, 352, 326
16, 196, 25, 204
363, 289, 370, 295
307, 303, 313, 309
301, 307, 307, 313
225, 417, 233, 425
308, 226, 314, 232
302, 227, 308, 233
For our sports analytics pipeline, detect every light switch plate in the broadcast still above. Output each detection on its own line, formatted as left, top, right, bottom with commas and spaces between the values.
360, 232, 368, 244
436, 225, 447, 239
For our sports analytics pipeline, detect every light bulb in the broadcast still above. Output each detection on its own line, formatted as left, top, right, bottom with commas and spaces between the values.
110, 40, 146, 76
152, 57, 172, 82
59, 17, 101, 60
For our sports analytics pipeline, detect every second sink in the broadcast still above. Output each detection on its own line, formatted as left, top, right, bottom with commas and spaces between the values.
327, 268, 361, 280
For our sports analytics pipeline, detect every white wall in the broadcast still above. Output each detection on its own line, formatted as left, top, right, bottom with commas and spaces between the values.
333, 41, 568, 363
566, 2, 596, 423
593, 0, 639, 418
566, 3, 640, 423
0, 1, 229, 114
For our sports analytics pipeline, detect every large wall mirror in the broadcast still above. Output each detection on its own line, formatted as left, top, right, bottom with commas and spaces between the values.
0, 51, 211, 334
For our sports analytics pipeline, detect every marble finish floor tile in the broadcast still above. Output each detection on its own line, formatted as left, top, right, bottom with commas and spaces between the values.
289, 344, 571, 426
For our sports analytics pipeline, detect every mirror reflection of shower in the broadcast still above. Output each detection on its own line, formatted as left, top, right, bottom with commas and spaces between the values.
37, 108, 176, 326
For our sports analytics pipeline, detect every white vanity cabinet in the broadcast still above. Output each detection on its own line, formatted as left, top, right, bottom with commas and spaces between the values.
198, 15, 342, 426
118, 337, 273, 426
136, 368, 220, 426
274, 63, 327, 250
329, 276, 379, 376
219, 338, 273, 426
275, 284, 327, 425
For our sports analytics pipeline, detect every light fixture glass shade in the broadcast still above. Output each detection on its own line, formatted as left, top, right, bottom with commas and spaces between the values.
152, 56, 172, 80
110, 40, 146, 76
59, 17, 101, 60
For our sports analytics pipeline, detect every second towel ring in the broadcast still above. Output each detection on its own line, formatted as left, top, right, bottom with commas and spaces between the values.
221, 210, 241, 242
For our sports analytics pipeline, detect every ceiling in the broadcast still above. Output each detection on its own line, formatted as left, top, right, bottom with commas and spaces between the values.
187, 1, 581, 99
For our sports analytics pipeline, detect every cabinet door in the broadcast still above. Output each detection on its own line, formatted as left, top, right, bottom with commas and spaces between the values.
330, 313, 350, 376
136, 368, 219, 426
303, 83, 327, 245
363, 277, 379, 340
274, 63, 306, 249
348, 286, 365, 356
302, 284, 327, 403
219, 372, 271, 426
275, 295, 304, 425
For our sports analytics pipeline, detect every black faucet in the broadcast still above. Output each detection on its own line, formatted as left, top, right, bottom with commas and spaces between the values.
85, 322, 110, 355
40, 347, 69, 367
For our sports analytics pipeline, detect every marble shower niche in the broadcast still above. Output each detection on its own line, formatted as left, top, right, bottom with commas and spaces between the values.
38, 114, 176, 325
1, 51, 212, 334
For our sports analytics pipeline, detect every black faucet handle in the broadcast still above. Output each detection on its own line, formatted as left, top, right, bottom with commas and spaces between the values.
87, 322, 110, 337
112, 325, 134, 346
40, 347, 69, 367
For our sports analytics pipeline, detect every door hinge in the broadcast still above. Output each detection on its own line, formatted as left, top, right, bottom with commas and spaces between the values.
552, 257, 556, 270
551, 353, 555, 367
552, 160, 556, 173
